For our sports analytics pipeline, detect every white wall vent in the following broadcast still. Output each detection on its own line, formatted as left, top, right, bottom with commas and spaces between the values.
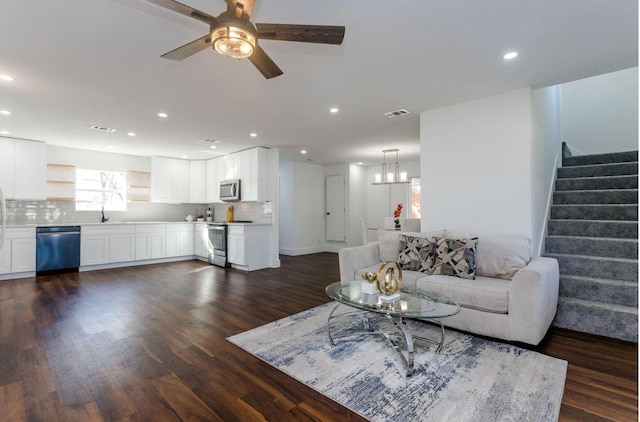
90, 125, 116, 133
384, 109, 410, 118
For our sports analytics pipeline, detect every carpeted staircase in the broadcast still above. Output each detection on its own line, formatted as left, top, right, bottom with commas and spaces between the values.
545, 150, 638, 343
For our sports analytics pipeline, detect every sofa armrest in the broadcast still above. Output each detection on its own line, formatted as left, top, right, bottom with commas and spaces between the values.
508, 256, 559, 345
338, 243, 380, 283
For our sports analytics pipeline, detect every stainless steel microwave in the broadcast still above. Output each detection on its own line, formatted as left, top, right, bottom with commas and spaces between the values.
220, 179, 241, 202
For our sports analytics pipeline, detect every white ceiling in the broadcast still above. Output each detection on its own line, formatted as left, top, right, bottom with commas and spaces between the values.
0, 0, 637, 165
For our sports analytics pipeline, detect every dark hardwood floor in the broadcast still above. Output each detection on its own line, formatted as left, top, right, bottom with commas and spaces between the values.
0, 253, 636, 421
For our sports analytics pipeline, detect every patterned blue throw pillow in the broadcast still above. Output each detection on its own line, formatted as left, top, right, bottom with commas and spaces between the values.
428, 237, 479, 279
397, 235, 437, 272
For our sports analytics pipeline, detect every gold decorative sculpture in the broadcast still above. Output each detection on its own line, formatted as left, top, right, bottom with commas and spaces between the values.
376, 261, 402, 296
361, 271, 378, 294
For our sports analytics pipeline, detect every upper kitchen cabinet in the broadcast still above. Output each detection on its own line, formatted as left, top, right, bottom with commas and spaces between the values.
189, 160, 206, 203
0, 138, 46, 200
150, 156, 191, 204
205, 157, 222, 203
241, 147, 270, 202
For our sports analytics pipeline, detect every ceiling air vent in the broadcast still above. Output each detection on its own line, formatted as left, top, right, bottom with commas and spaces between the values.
384, 109, 410, 118
90, 125, 116, 133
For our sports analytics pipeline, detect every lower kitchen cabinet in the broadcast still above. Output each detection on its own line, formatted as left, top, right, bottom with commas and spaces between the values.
0, 228, 36, 274
227, 224, 270, 271
166, 224, 194, 257
81, 225, 135, 266
135, 224, 166, 260
81, 235, 110, 266
194, 223, 209, 259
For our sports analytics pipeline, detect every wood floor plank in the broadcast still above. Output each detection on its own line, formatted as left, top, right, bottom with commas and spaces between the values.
0, 254, 635, 421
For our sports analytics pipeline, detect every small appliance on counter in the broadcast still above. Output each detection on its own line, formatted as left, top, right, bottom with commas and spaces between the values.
226, 205, 234, 222
220, 179, 241, 202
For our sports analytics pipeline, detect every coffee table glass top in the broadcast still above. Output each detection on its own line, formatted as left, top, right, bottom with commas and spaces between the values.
325, 281, 460, 319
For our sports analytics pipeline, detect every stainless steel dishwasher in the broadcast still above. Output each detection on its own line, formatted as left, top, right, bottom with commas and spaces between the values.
36, 226, 81, 274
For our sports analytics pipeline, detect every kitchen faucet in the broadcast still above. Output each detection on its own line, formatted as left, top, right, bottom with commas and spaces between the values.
101, 206, 109, 223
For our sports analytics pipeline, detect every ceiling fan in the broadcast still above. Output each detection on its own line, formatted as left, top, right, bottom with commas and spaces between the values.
144, 0, 345, 79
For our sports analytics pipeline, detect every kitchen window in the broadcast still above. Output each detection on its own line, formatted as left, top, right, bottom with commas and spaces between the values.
75, 169, 127, 211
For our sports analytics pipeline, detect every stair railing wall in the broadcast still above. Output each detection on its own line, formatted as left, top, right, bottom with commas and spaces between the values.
536, 152, 561, 257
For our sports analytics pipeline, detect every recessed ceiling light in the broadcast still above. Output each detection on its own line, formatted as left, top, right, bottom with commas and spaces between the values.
503, 51, 518, 60
0, 110, 11, 115
181, 155, 187, 159
1, 131, 9, 135
158, 112, 168, 118
0, 75, 14, 82
301, 150, 307, 154
330, 107, 339, 113
107, 145, 114, 149
127, 132, 136, 137
250, 132, 257, 137
210, 145, 217, 149
357, 162, 364, 165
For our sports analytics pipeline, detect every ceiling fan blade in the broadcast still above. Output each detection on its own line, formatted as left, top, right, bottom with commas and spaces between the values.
256, 23, 345, 45
144, 0, 217, 25
226, 0, 255, 21
248, 45, 283, 79
161, 34, 212, 61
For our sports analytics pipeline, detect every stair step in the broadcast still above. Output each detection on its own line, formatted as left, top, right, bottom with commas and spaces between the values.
555, 175, 638, 191
544, 253, 638, 282
546, 236, 638, 259
552, 297, 638, 342
550, 204, 637, 221
559, 275, 638, 307
558, 162, 638, 179
563, 150, 639, 167
547, 219, 638, 239
552, 189, 638, 204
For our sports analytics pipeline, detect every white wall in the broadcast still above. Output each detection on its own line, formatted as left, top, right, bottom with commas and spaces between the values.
420, 88, 534, 239
349, 164, 367, 247
279, 161, 326, 255
531, 85, 563, 256
561, 67, 638, 155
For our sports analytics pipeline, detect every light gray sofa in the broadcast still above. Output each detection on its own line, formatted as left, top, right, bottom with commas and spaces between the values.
338, 229, 559, 345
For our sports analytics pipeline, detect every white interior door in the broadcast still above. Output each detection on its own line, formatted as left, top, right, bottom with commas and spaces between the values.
326, 175, 346, 241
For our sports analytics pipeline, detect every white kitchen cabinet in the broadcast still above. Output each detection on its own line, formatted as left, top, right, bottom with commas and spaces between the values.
194, 223, 209, 259
81, 235, 110, 266
135, 224, 166, 260
172, 159, 190, 204
189, 161, 206, 203
240, 147, 269, 202
0, 227, 36, 274
0, 138, 15, 199
165, 223, 194, 257
151, 156, 172, 203
0, 138, 46, 200
11, 237, 36, 272
151, 157, 192, 204
14, 140, 47, 200
227, 224, 271, 271
110, 233, 136, 263
205, 158, 219, 203
81, 225, 135, 265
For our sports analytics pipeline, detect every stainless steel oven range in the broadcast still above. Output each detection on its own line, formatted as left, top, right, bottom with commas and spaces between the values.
207, 223, 228, 267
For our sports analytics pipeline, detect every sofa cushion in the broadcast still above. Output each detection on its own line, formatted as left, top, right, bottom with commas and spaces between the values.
355, 264, 422, 291
397, 235, 437, 272
443, 231, 531, 280
417, 274, 510, 313
377, 229, 444, 262
428, 237, 478, 280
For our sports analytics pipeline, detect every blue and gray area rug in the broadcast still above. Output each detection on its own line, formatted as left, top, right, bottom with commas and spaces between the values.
227, 303, 567, 422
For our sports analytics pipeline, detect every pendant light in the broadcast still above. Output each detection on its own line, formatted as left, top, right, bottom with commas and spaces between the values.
372, 149, 409, 185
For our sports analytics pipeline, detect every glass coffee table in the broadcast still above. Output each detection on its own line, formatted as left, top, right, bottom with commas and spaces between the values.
325, 281, 460, 376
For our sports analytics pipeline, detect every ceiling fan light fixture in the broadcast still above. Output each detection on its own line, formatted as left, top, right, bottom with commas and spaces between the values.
212, 25, 256, 59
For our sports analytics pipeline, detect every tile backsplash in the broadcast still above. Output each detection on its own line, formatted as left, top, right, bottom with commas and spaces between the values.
6, 200, 273, 226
